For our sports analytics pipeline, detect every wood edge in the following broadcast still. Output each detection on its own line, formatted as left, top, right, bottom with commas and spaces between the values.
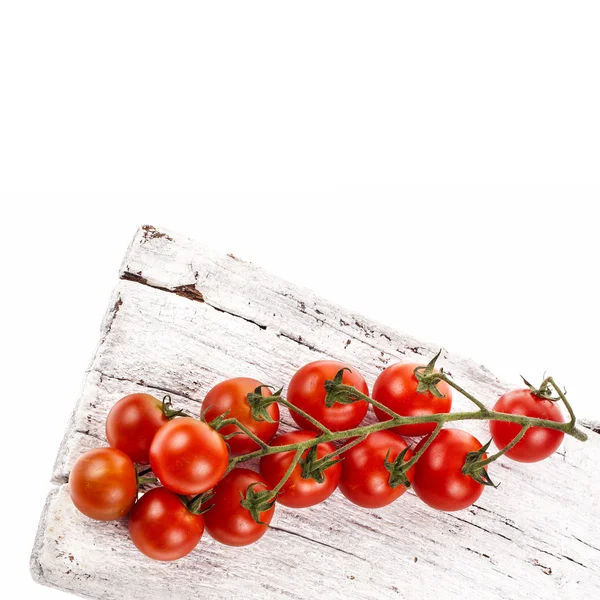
117, 225, 146, 278
51, 370, 102, 485
581, 419, 600, 435
30, 486, 100, 600
30, 487, 59, 585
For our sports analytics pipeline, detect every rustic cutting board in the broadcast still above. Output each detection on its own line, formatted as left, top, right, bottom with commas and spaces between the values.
31, 225, 600, 600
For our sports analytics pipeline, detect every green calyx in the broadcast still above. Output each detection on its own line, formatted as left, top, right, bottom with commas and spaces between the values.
190, 491, 215, 515
413, 350, 447, 398
299, 445, 341, 484
324, 368, 363, 407
246, 385, 281, 423
521, 376, 560, 402
384, 447, 412, 489
179, 490, 215, 515
240, 483, 276, 525
461, 439, 498, 487
161, 394, 186, 419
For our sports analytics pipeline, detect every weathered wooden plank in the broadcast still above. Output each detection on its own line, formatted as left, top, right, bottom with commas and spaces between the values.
32, 225, 600, 600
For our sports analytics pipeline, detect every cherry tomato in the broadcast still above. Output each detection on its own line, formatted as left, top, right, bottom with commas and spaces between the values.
129, 487, 204, 561
373, 362, 452, 437
287, 360, 369, 432
69, 448, 137, 521
201, 378, 279, 455
149, 417, 228, 495
339, 430, 414, 508
412, 428, 486, 511
259, 431, 341, 508
490, 389, 564, 463
203, 468, 275, 546
106, 393, 167, 464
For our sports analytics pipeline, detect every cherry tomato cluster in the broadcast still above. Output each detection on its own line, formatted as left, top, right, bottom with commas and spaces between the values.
69, 358, 568, 562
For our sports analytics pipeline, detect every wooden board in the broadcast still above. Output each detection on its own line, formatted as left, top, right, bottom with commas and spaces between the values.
31, 225, 600, 599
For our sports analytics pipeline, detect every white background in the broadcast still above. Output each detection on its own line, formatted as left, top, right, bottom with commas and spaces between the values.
1, 2, 599, 596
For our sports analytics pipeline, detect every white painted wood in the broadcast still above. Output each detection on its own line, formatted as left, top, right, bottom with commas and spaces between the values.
32, 225, 600, 600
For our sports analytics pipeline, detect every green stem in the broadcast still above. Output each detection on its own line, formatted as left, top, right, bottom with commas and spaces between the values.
318, 435, 367, 464
546, 377, 577, 427
475, 425, 530, 468
218, 417, 270, 450
437, 373, 488, 411
402, 422, 444, 471
320, 379, 586, 441
137, 476, 158, 486
324, 382, 411, 420
278, 398, 332, 434
230, 405, 587, 471
271, 449, 303, 495
186, 490, 214, 514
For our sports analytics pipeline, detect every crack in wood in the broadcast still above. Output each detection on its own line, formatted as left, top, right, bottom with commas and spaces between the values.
447, 514, 513, 542
209, 304, 267, 330
465, 547, 493, 562
74, 428, 104, 443
573, 536, 600, 553
122, 268, 392, 361
106, 296, 123, 335
531, 546, 561, 559
171, 284, 204, 302
121, 272, 205, 303
278, 332, 318, 352
471, 504, 523, 531
522, 544, 587, 570
560, 555, 587, 568
125, 269, 268, 332
121, 266, 422, 367
98, 372, 200, 404
269, 525, 367, 561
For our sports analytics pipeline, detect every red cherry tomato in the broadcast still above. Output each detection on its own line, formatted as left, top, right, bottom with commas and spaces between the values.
129, 487, 204, 561
106, 393, 167, 463
203, 468, 275, 546
490, 389, 564, 462
201, 378, 279, 455
149, 417, 228, 495
373, 362, 452, 437
339, 430, 414, 508
69, 448, 137, 521
259, 431, 341, 508
287, 360, 369, 432
412, 428, 486, 511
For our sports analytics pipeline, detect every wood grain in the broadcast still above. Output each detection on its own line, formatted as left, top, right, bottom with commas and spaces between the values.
31, 225, 600, 599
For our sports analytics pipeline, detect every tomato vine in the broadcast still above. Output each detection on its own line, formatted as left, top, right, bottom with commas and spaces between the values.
71, 349, 589, 560
215, 351, 587, 517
